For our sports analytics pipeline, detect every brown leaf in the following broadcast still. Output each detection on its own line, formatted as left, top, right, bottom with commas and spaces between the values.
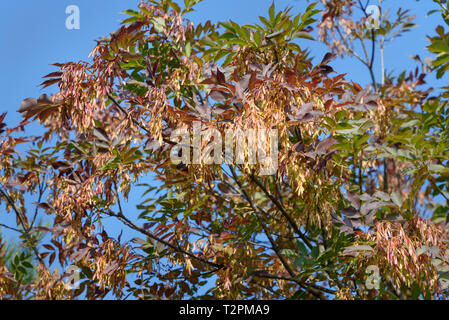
347, 192, 361, 209
320, 52, 336, 65
293, 142, 305, 153
43, 244, 54, 251
217, 183, 231, 193
51, 161, 72, 169
40, 252, 50, 259
18, 98, 38, 113
49, 252, 56, 264
37, 94, 53, 104
315, 65, 334, 76
209, 90, 228, 101
93, 127, 110, 143
104, 261, 120, 273
40, 78, 60, 89
352, 81, 362, 92
33, 202, 54, 212
216, 68, 226, 84
43, 71, 63, 78
199, 78, 215, 85
316, 137, 337, 155
248, 71, 257, 91
70, 247, 90, 262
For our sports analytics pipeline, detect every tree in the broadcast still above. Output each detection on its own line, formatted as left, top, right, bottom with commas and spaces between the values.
1, 0, 449, 299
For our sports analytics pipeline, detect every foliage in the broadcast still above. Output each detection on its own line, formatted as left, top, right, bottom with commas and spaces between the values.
1, 0, 449, 299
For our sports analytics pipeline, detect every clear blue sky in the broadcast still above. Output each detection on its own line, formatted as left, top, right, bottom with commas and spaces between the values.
0, 0, 446, 296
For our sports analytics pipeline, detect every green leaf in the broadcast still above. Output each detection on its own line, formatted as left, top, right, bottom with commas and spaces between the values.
152, 17, 165, 33
428, 40, 449, 53
281, 249, 297, 258
428, 164, 449, 174
311, 246, 320, 259
259, 16, 272, 29
292, 31, 314, 41
220, 21, 237, 33
185, 41, 192, 58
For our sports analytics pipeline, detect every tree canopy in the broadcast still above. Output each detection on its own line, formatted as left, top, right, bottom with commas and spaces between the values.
1, 0, 449, 300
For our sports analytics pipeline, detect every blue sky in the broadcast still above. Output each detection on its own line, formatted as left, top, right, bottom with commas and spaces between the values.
0, 0, 446, 297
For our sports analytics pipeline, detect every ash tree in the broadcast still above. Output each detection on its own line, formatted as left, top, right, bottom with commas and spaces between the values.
1, 0, 449, 299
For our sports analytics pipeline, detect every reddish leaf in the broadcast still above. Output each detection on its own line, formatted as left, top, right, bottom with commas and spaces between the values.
18, 98, 38, 113
216, 68, 226, 84
43, 71, 63, 78
43, 244, 54, 251
49, 252, 56, 264
209, 90, 228, 101
40, 78, 60, 89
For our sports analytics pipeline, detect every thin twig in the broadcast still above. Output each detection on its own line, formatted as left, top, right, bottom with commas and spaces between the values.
108, 185, 223, 270
247, 172, 313, 249
0, 223, 22, 233
229, 166, 327, 299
